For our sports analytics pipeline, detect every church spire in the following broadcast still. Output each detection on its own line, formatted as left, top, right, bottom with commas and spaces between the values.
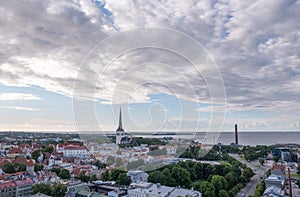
116, 107, 124, 132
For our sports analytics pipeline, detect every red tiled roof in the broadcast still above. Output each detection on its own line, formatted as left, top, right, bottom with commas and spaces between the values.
0, 181, 16, 189
27, 159, 35, 167
8, 148, 22, 154
13, 157, 28, 165
3, 171, 26, 176
14, 178, 34, 186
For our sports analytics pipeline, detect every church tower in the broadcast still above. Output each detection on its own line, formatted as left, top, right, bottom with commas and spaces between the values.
115, 108, 132, 145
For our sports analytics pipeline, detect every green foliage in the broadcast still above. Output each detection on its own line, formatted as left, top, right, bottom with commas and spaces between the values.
171, 166, 192, 188
225, 172, 238, 188
273, 156, 279, 162
2, 162, 28, 173
52, 184, 67, 197
101, 170, 110, 181
43, 146, 54, 153
193, 181, 215, 197
110, 169, 126, 181
219, 190, 229, 197
13, 163, 26, 172
90, 174, 98, 181
33, 183, 52, 196
253, 180, 265, 197
2, 162, 16, 173
78, 171, 90, 182
51, 167, 61, 175
133, 137, 166, 146
32, 149, 41, 161
242, 145, 273, 161
34, 164, 43, 172
58, 169, 71, 179
242, 167, 255, 182
211, 175, 228, 196
94, 160, 108, 169
117, 173, 131, 185
33, 183, 67, 197
259, 158, 265, 165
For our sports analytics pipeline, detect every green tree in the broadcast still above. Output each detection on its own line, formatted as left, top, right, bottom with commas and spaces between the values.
259, 158, 265, 165
32, 150, 41, 161
193, 162, 204, 180
34, 164, 43, 172
102, 170, 110, 181
225, 172, 238, 188
78, 172, 90, 182
110, 169, 126, 181
211, 175, 228, 196
90, 174, 98, 181
117, 173, 131, 185
273, 156, 279, 162
58, 169, 71, 179
148, 171, 164, 183
32, 183, 52, 196
219, 190, 229, 197
13, 163, 26, 172
171, 166, 192, 188
43, 146, 54, 153
243, 167, 254, 181
51, 167, 61, 175
193, 181, 215, 197
2, 162, 16, 173
52, 184, 67, 197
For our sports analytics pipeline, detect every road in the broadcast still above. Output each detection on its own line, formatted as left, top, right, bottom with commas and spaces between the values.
229, 154, 268, 197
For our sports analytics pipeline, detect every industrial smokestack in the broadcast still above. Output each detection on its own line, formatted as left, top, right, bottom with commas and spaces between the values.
235, 124, 238, 145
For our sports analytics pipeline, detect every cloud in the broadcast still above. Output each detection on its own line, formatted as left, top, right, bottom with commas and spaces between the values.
0, 93, 41, 101
0, 0, 300, 130
1, 106, 49, 111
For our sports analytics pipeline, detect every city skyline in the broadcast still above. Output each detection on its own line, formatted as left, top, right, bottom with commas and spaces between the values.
1, 1, 300, 132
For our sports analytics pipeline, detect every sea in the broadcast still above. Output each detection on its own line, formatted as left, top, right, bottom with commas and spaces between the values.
131, 131, 300, 146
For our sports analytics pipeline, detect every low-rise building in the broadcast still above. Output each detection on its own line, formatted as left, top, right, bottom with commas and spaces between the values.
0, 181, 17, 197
263, 185, 285, 197
14, 178, 35, 197
127, 171, 148, 184
128, 182, 201, 197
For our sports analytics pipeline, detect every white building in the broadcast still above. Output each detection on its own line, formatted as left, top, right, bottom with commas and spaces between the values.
128, 182, 201, 197
56, 143, 89, 158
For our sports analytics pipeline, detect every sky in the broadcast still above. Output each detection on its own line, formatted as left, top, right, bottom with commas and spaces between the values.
0, 0, 300, 132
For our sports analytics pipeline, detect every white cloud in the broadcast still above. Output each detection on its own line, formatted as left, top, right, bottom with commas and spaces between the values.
0, 0, 300, 130
1, 106, 49, 111
0, 93, 41, 101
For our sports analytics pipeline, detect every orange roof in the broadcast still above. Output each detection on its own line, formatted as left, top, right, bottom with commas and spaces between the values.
27, 159, 35, 167
13, 157, 28, 165
0, 181, 16, 189
14, 178, 34, 186
8, 148, 22, 154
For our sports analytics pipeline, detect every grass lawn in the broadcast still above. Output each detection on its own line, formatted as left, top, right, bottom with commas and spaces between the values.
290, 173, 300, 178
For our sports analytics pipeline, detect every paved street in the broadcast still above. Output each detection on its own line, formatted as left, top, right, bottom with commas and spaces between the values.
229, 154, 268, 197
